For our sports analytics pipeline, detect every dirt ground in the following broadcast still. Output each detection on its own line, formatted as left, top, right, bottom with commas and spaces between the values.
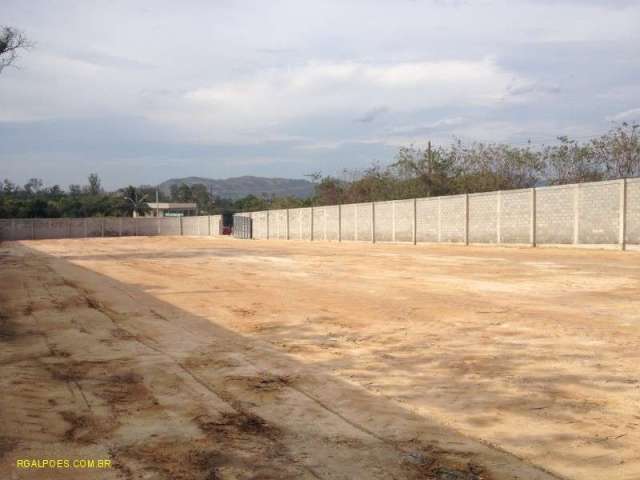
1, 237, 639, 480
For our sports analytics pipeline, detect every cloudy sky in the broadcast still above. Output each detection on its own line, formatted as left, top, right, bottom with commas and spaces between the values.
1, 0, 639, 189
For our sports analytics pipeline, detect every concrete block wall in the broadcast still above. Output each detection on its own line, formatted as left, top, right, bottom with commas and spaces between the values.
394, 199, 414, 242
469, 192, 498, 244
416, 198, 439, 242
536, 185, 574, 244
627, 178, 640, 245
340, 204, 356, 241
374, 201, 393, 242
355, 203, 373, 241
578, 181, 619, 244
499, 189, 532, 244
440, 195, 467, 243
0, 215, 224, 241
182, 215, 214, 236
2, 178, 638, 251
242, 177, 639, 250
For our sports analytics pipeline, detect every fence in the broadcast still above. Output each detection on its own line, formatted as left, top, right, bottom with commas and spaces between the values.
0, 215, 223, 241
238, 177, 640, 250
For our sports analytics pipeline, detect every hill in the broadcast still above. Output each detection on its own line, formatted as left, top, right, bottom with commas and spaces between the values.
158, 176, 315, 200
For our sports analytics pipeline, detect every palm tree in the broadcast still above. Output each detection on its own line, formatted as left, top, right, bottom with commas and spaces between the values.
122, 186, 150, 217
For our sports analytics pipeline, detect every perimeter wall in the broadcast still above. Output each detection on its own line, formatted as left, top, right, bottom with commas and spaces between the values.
0, 215, 223, 241
240, 178, 640, 250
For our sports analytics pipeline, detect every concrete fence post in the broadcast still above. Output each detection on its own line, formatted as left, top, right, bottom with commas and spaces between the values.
573, 184, 580, 245
31, 219, 35, 240
464, 194, 469, 246
286, 209, 290, 240
413, 198, 417, 245
355, 204, 359, 241
371, 202, 376, 244
266, 211, 270, 240
338, 204, 342, 242
84, 218, 88, 238
392, 200, 396, 242
119, 217, 123, 236
101, 218, 105, 237
437, 197, 442, 243
496, 190, 502, 244
530, 188, 537, 247
310, 207, 313, 241
134, 217, 138, 236
620, 178, 627, 251
157, 216, 160, 236
179, 216, 183, 236
11, 219, 16, 241
323, 208, 327, 241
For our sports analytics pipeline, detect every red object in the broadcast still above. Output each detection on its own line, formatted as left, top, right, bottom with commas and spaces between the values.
222, 226, 232, 235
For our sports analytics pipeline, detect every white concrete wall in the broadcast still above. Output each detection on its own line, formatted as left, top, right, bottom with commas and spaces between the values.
240, 177, 639, 250
2, 178, 638, 251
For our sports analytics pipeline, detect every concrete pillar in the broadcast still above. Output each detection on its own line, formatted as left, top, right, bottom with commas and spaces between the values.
134, 218, 138, 236
323, 208, 327, 241
573, 184, 580, 245
310, 207, 314, 241
530, 188, 536, 247
355, 204, 359, 241
338, 204, 342, 242
392, 200, 396, 242
299, 209, 303, 240
266, 211, 270, 240
30, 219, 35, 240
179, 216, 183, 236
413, 198, 417, 245
371, 202, 376, 244
119, 217, 123, 236
464, 194, 469, 246
620, 178, 627, 251
286, 209, 290, 240
496, 191, 502, 244
437, 197, 442, 243
84, 218, 88, 238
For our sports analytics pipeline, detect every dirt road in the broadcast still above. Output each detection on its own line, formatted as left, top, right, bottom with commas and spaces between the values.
1, 237, 639, 479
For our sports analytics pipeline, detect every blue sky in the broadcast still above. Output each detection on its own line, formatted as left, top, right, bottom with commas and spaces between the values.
1, 0, 639, 189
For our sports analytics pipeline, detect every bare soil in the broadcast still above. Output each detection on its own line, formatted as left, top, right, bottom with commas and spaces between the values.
1, 236, 639, 480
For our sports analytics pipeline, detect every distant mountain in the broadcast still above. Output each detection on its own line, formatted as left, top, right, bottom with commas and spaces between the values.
158, 176, 315, 200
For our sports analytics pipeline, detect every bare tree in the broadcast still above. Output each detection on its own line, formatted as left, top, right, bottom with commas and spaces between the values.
591, 122, 640, 179
0, 26, 31, 73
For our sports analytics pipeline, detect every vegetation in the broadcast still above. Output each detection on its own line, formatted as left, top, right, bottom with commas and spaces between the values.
1, 123, 638, 218
311, 122, 639, 206
0, 26, 31, 74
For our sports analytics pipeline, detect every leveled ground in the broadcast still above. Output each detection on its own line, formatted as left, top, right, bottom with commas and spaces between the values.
1, 237, 639, 480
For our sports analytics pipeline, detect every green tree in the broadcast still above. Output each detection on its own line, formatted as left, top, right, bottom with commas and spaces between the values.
121, 186, 150, 217
87, 173, 102, 195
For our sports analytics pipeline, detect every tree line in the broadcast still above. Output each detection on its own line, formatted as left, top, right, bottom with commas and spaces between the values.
1, 123, 638, 218
310, 122, 640, 206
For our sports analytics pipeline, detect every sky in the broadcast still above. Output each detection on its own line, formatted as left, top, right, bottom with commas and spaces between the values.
1, 0, 639, 189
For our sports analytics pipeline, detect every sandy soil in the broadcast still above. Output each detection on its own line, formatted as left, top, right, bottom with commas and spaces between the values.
1, 237, 639, 480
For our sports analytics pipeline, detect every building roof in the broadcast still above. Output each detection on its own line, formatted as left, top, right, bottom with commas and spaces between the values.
146, 202, 197, 209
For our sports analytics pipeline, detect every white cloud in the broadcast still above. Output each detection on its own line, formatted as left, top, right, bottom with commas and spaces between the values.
605, 108, 640, 122
177, 59, 524, 141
